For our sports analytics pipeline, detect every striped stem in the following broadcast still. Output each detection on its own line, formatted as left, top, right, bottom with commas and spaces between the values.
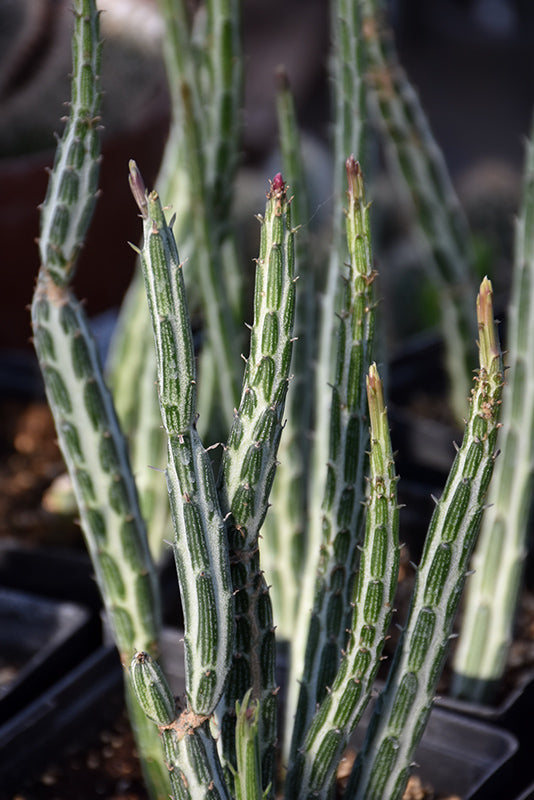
232, 690, 267, 800
289, 158, 375, 758
130, 163, 234, 717
32, 4, 168, 796
286, 364, 399, 800
260, 69, 315, 644
216, 175, 296, 794
38, 0, 101, 285
131, 651, 231, 800
347, 278, 503, 800
288, 0, 368, 737
451, 122, 534, 702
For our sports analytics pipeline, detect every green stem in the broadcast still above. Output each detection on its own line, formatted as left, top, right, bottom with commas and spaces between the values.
347, 278, 503, 800
451, 124, 534, 702
131, 163, 234, 717
286, 364, 399, 800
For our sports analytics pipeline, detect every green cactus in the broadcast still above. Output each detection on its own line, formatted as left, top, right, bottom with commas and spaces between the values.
451, 117, 534, 703
131, 650, 231, 800
345, 278, 503, 799
285, 362, 400, 799
286, 0, 370, 742
31, 2, 169, 796
31, 2, 522, 799
214, 172, 296, 795
358, 0, 478, 422
259, 67, 315, 644
125, 164, 501, 800
129, 162, 235, 718
288, 157, 376, 759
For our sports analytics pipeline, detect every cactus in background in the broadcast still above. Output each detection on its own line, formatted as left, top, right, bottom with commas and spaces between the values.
346, 278, 503, 799
358, 0, 478, 422
286, 0, 370, 740
288, 157, 376, 758
451, 119, 534, 703
107, 0, 244, 561
157, 0, 244, 433
258, 68, 315, 642
31, 2, 169, 797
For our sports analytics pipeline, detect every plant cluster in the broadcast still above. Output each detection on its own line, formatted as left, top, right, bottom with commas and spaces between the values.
30, 0, 534, 798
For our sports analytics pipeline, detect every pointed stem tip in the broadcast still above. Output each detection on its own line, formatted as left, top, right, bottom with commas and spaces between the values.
128, 159, 148, 219
346, 155, 363, 199
272, 172, 285, 192
367, 362, 385, 436
476, 276, 500, 374
268, 172, 287, 203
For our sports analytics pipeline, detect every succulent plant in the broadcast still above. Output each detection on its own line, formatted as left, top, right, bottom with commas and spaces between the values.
451, 115, 534, 704
30, 1, 527, 799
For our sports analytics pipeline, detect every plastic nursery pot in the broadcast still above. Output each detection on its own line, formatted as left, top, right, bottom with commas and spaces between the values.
0, 642, 123, 793
436, 673, 534, 800
0, 541, 103, 790
344, 691, 517, 800
2, 623, 517, 798
0, 586, 95, 725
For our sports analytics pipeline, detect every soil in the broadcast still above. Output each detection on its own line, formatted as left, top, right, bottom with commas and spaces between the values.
0, 397, 526, 799
0, 398, 83, 549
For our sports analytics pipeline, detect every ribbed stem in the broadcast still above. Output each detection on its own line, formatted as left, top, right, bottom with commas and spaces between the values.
32, 5, 167, 796
38, 0, 101, 285
32, 287, 161, 658
347, 279, 503, 800
451, 123, 534, 702
260, 69, 315, 644
289, 159, 375, 759
233, 691, 266, 800
216, 175, 296, 794
131, 163, 234, 717
131, 651, 231, 800
288, 0, 368, 738
286, 364, 399, 800
107, 127, 194, 563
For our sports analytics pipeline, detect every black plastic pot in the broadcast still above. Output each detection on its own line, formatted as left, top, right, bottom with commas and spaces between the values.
0, 540, 102, 611
0, 541, 103, 791
341, 687, 517, 800
435, 673, 534, 800
0, 587, 95, 723
0, 623, 518, 797
0, 642, 122, 792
